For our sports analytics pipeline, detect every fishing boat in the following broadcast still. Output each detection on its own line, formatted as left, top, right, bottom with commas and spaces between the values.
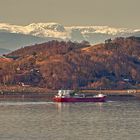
53, 90, 106, 102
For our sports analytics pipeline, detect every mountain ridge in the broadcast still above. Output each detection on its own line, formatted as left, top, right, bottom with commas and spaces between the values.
0, 22, 140, 54
0, 22, 140, 43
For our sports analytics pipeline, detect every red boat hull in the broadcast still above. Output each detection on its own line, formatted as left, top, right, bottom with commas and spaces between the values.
53, 96, 106, 102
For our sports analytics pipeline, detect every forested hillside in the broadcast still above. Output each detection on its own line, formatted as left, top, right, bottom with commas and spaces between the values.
1, 37, 140, 90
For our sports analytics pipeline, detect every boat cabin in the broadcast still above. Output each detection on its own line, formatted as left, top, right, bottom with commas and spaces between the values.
58, 90, 74, 97
57, 90, 86, 98
56, 90, 106, 98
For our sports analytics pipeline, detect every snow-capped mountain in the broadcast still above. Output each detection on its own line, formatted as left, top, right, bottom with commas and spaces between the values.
0, 23, 140, 40
0, 23, 69, 39
0, 22, 140, 53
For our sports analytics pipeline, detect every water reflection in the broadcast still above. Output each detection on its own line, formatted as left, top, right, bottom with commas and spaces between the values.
55, 102, 105, 113
0, 99, 139, 140
55, 103, 71, 113
55, 103, 62, 112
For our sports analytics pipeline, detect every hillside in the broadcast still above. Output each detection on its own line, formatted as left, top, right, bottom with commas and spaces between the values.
1, 37, 140, 90
0, 56, 12, 62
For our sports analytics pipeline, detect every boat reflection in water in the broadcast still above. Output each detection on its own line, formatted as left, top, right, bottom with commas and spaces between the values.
53, 90, 106, 102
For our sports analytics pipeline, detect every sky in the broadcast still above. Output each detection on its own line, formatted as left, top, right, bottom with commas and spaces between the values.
0, 0, 140, 28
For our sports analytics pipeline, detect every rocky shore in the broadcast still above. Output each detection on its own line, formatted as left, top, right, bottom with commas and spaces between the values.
0, 85, 140, 97
0, 85, 56, 94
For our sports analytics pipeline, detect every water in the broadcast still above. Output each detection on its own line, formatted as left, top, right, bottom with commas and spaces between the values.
0, 99, 140, 140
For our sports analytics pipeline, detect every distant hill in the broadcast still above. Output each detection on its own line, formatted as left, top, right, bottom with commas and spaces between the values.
0, 31, 61, 51
0, 23, 140, 51
0, 48, 11, 55
1, 37, 140, 90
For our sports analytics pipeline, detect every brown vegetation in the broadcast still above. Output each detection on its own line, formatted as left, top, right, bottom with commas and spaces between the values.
1, 37, 140, 90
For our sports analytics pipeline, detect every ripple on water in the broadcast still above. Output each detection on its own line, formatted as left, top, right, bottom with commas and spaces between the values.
0, 100, 139, 140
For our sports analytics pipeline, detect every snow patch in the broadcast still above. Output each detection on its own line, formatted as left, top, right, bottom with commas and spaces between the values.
0, 22, 139, 43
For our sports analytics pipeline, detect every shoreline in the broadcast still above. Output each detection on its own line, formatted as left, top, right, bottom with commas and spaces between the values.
0, 86, 140, 98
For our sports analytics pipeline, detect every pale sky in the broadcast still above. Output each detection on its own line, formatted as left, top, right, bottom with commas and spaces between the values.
0, 0, 140, 28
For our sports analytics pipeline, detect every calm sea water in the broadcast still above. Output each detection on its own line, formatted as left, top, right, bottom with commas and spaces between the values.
0, 98, 140, 140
